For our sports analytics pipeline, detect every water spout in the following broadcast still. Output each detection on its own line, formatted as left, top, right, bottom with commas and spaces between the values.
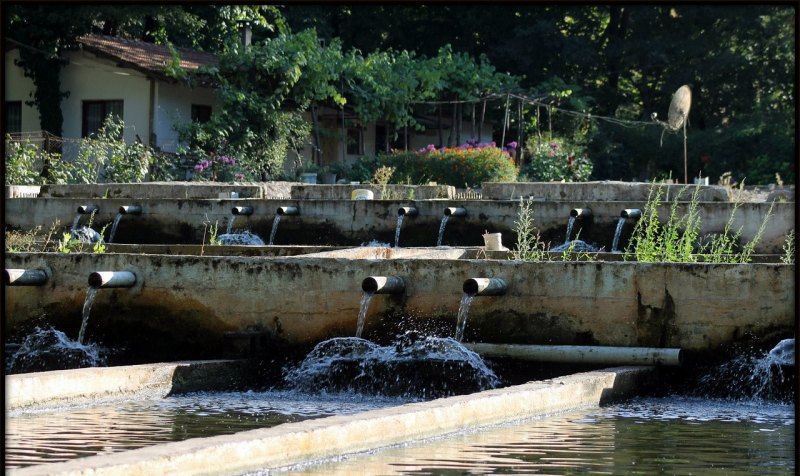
277, 206, 299, 216
362, 276, 405, 294
436, 215, 450, 246
444, 207, 467, 217
268, 215, 281, 245
232, 206, 254, 216
463, 277, 508, 296
398, 206, 418, 217
5, 268, 48, 286
119, 205, 142, 215
77, 204, 99, 215
611, 217, 626, 253
621, 208, 642, 219
88, 271, 137, 289
394, 215, 405, 248
570, 207, 591, 218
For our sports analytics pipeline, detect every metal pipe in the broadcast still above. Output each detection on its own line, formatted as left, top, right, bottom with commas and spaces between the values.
397, 206, 418, 217
231, 206, 254, 216
88, 271, 137, 289
276, 206, 299, 216
5, 268, 48, 286
463, 277, 508, 296
77, 204, 99, 214
362, 276, 405, 295
465, 343, 683, 366
444, 207, 467, 217
620, 208, 642, 219
570, 208, 592, 218
118, 205, 142, 215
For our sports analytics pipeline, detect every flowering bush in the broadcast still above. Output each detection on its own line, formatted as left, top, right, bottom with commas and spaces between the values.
190, 150, 247, 182
376, 139, 518, 187
520, 139, 593, 182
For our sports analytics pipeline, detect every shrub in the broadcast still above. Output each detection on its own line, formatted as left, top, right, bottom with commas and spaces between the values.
375, 140, 518, 187
520, 138, 592, 182
5, 135, 45, 185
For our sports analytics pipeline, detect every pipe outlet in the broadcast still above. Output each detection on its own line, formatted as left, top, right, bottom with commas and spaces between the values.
118, 205, 142, 215
88, 271, 137, 289
362, 276, 405, 295
232, 206, 254, 216
397, 206, 418, 217
621, 208, 642, 219
5, 268, 48, 286
463, 277, 508, 296
569, 208, 591, 218
276, 206, 299, 216
77, 204, 99, 214
444, 207, 467, 217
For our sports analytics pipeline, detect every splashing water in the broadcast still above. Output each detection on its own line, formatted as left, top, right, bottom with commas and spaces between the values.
355, 291, 375, 338
454, 292, 476, 342
361, 240, 392, 247
71, 213, 81, 230
6, 327, 106, 374
284, 333, 499, 398
226, 213, 237, 235
78, 286, 99, 344
611, 217, 627, 252
696, 339, 795, 402
564, 216, 576, 244
217, 231, 265, 246
69, 226, 102, 244
550, 240, 602, 253
268, 215, 281, 245
394, 215, 405, 248
107, 212, 124, 243
436, 215, 450, 246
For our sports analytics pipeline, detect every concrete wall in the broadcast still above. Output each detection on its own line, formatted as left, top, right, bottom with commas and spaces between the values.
482, 181, 731, 202
4, 50, 41, 132
5, 252, 793, 359
155, 81, 221, 153
5, 197, 793, 252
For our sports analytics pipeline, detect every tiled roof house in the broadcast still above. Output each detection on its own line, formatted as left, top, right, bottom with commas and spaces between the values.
5, 34, 221, 156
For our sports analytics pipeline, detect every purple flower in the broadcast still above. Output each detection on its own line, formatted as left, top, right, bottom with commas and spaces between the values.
507, 141, 518, 149
234, 173, 245, 180
194, 164, 203, 172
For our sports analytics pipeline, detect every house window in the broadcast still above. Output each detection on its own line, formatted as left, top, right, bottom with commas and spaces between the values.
346, 127, 361, 155
191, 104, 212, 123
5, 101, 22, 134
82, 100, 123, 137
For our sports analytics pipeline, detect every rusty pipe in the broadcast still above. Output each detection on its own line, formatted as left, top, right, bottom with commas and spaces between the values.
5, 268, 48, 286
88, 271, 137, 289
463, 277, 507, 296
276, 206, 299, 216
362, 276, 405, 295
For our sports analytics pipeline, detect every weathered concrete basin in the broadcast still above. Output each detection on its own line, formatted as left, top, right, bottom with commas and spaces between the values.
482, 181, 732, 201
5, 251, 793, 361
4, 197, 792, 252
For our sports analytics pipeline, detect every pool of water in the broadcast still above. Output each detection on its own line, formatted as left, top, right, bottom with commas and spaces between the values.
276, 396, 795, 475
4, 390, 411, 469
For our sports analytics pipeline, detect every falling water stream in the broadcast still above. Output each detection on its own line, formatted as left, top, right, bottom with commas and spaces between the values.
454, 292, 476, 342
355, 291, 375, 338
564, 215, 576, 244
78, 287, 99, 344
394, 215, 405, 248
107, 212, 124, 243
268, 215, 281, 245
225, 213, 237, 235
436, 215, 450, 246
71, 213, 81, 231
611, 217, 626, 252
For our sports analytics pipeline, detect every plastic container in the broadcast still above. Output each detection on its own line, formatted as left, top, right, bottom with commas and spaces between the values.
351, 189, 374, 200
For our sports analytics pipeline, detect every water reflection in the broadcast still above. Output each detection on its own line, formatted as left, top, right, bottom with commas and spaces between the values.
280, 397, 795, 475
5, 390, 407, 469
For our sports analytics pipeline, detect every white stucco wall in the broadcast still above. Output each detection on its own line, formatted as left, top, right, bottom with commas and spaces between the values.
60, 50, 151, 145
4, 49, 43, 133
156, 81, 220, 153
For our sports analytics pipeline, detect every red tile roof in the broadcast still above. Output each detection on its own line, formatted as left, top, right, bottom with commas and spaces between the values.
77, 34, 218, 77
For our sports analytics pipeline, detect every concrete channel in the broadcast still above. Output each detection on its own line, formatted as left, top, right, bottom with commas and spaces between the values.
7, 363, 654, 476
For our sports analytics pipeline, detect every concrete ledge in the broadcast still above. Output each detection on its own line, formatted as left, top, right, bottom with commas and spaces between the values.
290, 184, 455, 200
5, 185, 41, 198
6, 360, 245, 411
482, 181, 731, 202
9, 366, 654, 476
37, 182, 296, 199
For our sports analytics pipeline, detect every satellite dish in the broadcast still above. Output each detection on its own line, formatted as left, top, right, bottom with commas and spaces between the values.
667, 85, 692, 131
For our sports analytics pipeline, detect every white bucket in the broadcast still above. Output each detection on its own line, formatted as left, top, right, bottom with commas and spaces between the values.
351, 189, 374, 200
483, 232, 509, 251
693, 176, 709, 186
